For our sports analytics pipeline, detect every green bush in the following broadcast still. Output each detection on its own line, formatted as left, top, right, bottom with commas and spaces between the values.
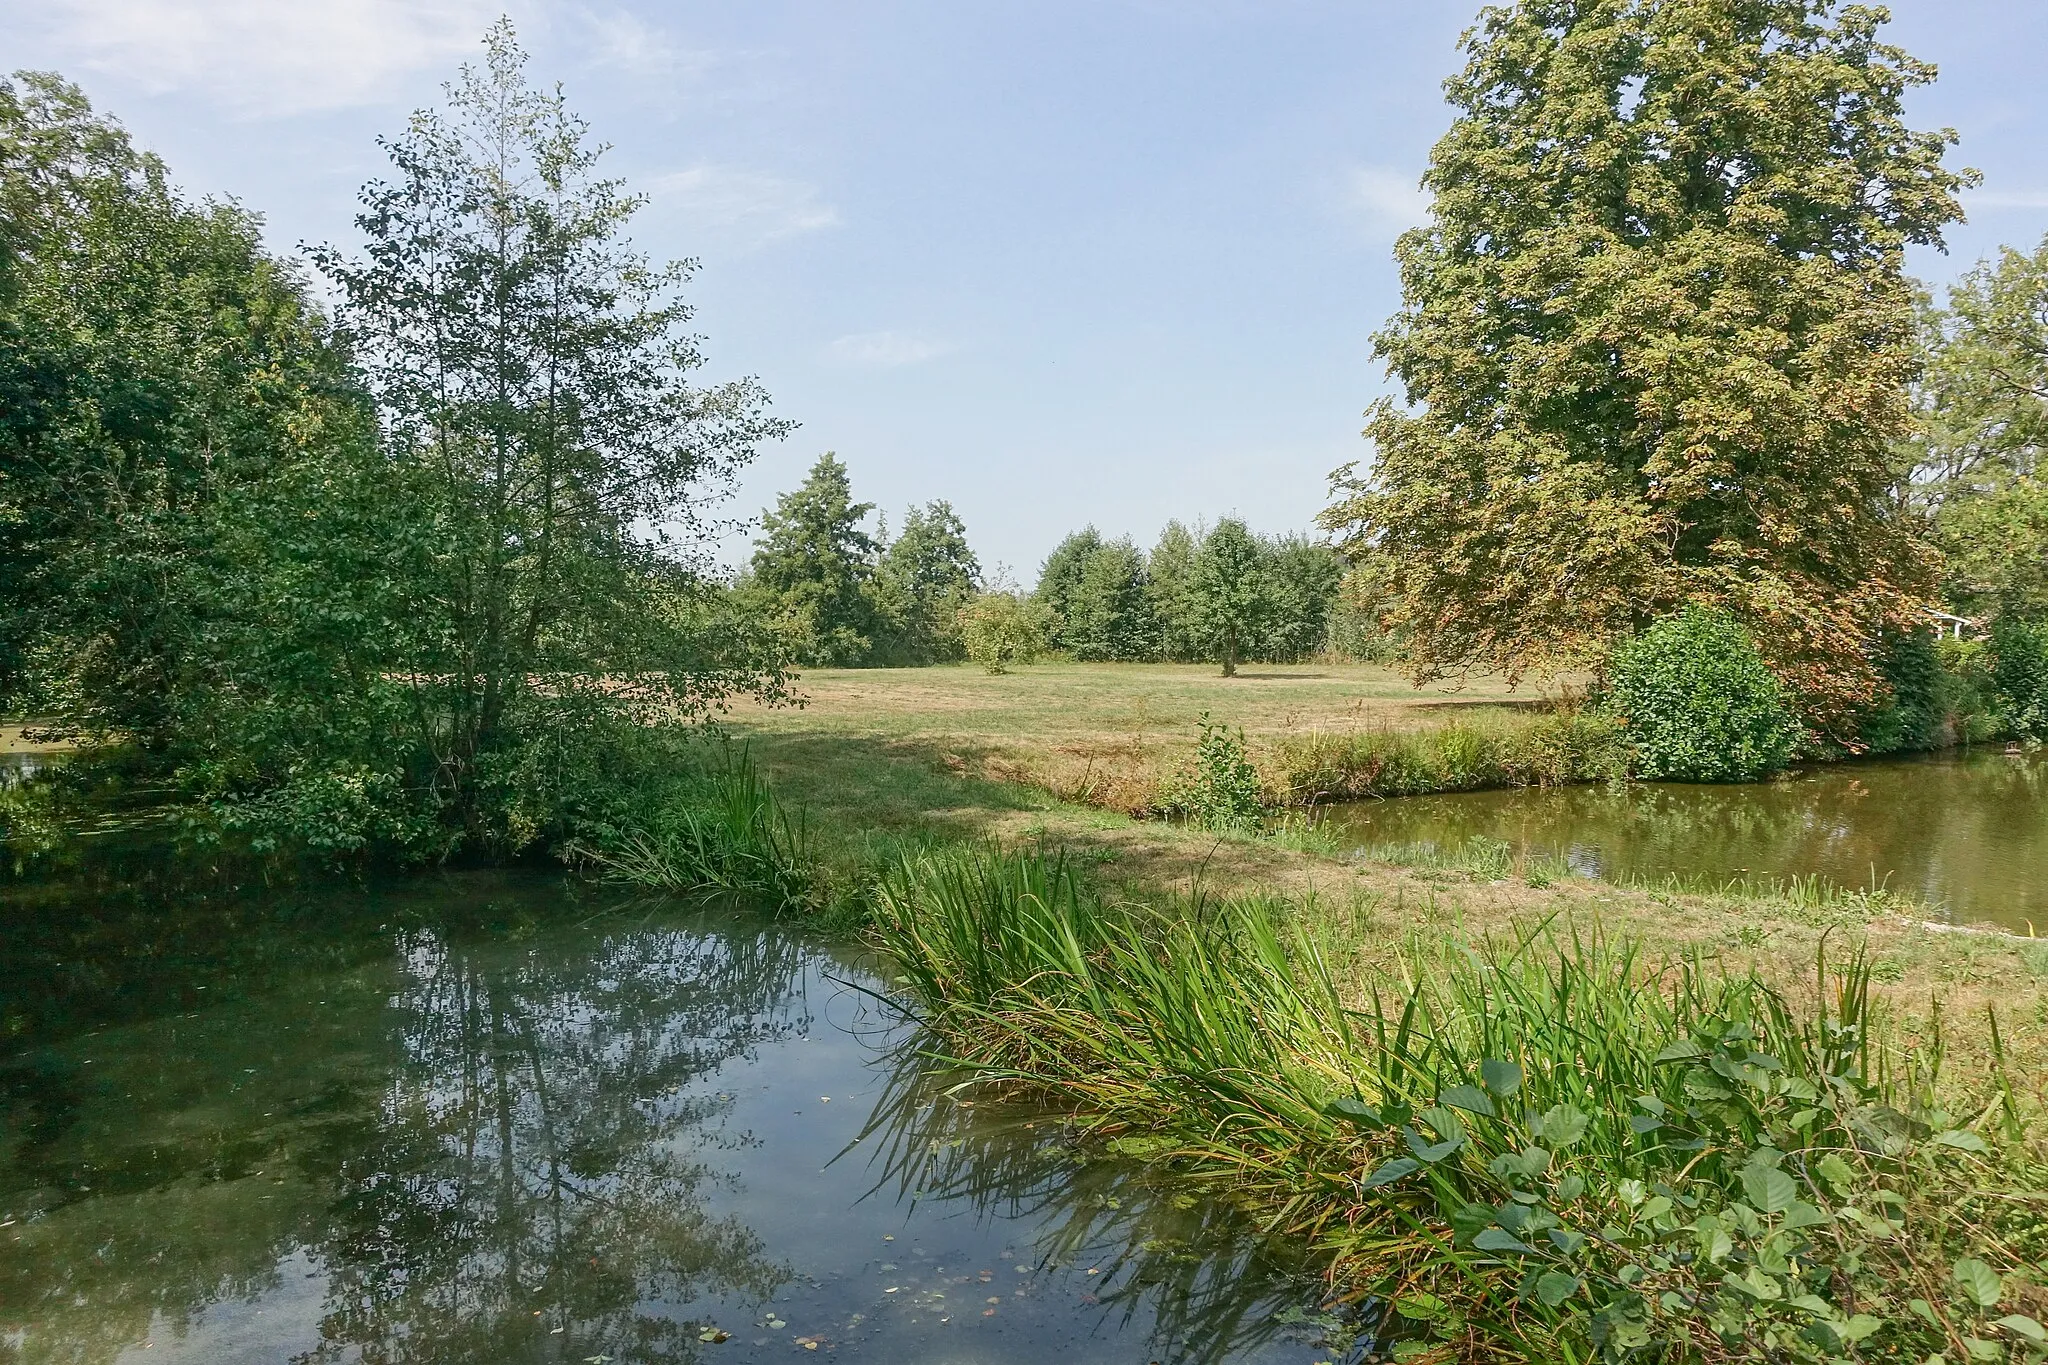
1991, 617, 2048, 739
1606, 606, 1800, 782
1159, 714, 1265, 831
961, 593, 1046, 673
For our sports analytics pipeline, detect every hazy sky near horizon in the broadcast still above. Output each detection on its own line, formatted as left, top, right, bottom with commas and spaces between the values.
7, 0, 2048, 581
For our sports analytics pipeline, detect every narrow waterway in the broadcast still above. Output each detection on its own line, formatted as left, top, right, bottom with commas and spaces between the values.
0, 850, 1336, 1365
1317, 748, 2048, 932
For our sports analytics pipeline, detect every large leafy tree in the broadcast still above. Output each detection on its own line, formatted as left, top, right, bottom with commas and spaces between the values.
1063, 537, 1157, 662
1322, 0, 1971, 728
0, 71, 365, 742
875, 499, 980, 664
746, 452, 883, 667
1188, 518, 1271, 677
1908, 237, 2048, 620
1033, 527, 1106, 652
310, 23, 791, 845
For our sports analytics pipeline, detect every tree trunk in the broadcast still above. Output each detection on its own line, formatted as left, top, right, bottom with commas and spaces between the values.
1221, 628, 1237, 678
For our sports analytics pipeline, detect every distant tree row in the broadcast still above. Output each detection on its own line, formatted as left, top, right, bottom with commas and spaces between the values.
1034, 520, 1345, 673
735, 453, 981, 668
732, 455, 1354, 675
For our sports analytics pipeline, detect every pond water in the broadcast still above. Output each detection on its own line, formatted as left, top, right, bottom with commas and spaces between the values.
1317, 748, 2048, 932
0, 851, 1336, 1365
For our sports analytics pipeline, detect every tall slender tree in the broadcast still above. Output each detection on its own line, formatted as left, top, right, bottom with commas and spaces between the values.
1322, 0, 1971, 728
312, 23, 791, 841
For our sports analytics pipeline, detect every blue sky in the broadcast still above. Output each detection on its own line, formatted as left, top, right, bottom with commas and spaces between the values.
7, 0, 2047, 582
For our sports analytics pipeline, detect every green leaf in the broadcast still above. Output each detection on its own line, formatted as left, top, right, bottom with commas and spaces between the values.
1999, 1316, 2048, 1346
1450, 1202, 1495, 1245
1965, 1337, 2004, 1361
1405, 1127, 1462, 1164
1534, 1103, 1590, 1148
1474, 1228, 1534, 1254
1480, 1059, 1523, 1097
1741, 1165, 1798, 1215
1547, 1227, 1586, 1256
1726, 1267, 1782, 1301
1536, 1272, 1580, 1306
1439, 1083, 1496, 1117
1780, 1201, 1829, 1231
1324, 1096, 1384, 1127
1934, 1129, 1991, 1154
1654, 1037, 1704, 1062
1393, 1292, 1444, 1321
1955, 1258, 2004, 1308
1361, 1157, 1420, 1190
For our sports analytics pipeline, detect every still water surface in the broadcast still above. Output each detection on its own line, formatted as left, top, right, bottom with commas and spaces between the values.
0, 852, 1332, 1365
1318, 748, 2048, 932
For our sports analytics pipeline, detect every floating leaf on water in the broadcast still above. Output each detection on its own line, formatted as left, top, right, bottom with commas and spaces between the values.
1393, 1292, 1444, 1321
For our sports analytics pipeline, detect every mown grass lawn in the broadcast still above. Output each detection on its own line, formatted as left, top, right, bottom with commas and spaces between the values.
727, 660, 1559, 813
725, 660, 2048, 1083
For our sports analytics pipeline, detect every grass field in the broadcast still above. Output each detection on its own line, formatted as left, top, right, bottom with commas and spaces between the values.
727, 660, 1565, 813
728, 660, 2048, 1081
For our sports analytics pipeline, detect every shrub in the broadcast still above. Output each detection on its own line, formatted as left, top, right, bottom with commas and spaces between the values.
1991, 617, 2048, 739
1158, 714, 1265, 831
1605, 606, 1800, 782
961, 593, 1045, 673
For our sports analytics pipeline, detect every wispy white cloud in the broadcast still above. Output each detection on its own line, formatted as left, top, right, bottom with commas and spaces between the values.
568, 7, 718, 81
1968, 190, 2048, 211
825, 330, 953, 367
31, 0, 503, 116
1346, 165, 1431, 240
647, 164, 840, 247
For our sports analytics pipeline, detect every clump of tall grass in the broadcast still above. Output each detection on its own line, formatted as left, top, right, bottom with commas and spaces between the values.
873, 845, 2048, 1363
571, 748, 818, 908
1274, 708, 1627, 804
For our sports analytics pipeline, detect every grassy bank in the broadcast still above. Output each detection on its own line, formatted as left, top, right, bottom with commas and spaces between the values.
872, 846, 2048, 1362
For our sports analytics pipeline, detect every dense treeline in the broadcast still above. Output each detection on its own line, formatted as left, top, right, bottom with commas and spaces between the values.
1033, 519, 1346, 670
727, 452, 1359, 675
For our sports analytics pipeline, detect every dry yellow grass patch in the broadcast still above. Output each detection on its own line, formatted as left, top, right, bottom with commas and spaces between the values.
730, 660, 1559, 811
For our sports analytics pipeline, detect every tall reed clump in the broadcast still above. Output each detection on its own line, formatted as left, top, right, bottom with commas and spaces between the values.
572, 748, 818, 907
873, 846, 2048, 1364
1272, 708, 1628, 804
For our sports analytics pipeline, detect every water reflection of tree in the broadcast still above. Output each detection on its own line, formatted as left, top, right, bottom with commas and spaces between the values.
852, 1051, 1330, 1365
302, 923, 808, 1365
0, 891, 811, 1365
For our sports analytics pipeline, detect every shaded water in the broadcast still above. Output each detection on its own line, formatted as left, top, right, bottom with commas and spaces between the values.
1318, 748, 2048, 932
0, 850, 1335, 1364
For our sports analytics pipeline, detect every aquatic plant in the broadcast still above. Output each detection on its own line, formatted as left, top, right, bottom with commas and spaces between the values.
873, 845, 2048, 1363
572, 747, 817, 907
